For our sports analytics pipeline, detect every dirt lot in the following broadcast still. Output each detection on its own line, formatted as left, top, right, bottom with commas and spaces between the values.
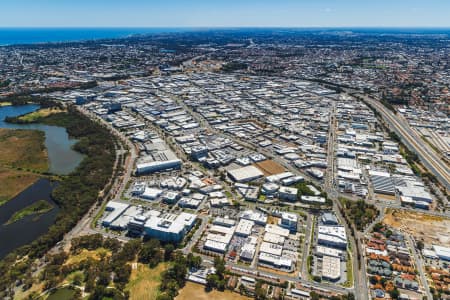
383, 209, 450, 245
176, 282, 251, 300
254, 160, 286, 176
374, 193, 396, 201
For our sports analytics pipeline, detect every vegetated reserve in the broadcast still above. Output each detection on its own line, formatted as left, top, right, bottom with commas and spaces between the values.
0, 102, 117, 298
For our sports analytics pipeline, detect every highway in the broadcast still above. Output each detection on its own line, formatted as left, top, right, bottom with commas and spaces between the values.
355, 93, 450, 191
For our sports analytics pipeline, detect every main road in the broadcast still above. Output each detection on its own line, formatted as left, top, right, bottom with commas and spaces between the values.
353, 92, 450, 191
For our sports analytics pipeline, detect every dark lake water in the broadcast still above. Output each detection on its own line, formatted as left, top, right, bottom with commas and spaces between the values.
0, 178, 59, 258
0, 104, 84, 175
0, 104, 84, 258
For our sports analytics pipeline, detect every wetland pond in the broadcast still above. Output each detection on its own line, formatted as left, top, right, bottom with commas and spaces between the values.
0, 104, 83, 258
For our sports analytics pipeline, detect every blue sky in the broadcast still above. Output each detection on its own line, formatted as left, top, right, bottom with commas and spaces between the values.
1, 0, 449, 28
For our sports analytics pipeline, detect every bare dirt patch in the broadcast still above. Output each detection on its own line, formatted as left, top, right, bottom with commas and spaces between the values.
254, 160, 286, 176
383, 209, 450, 245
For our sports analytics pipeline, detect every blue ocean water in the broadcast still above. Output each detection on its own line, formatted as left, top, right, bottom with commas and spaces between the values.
0, 28, 187, 46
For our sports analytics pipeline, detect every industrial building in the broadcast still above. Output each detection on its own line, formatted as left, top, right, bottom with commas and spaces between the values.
136, 159, 182, 175
240, 210, 268, 225
321, 255, 341, 281
433, 245, 450, 261
227, 165, 264, 182
318, 225, 347, 250
143, 212, 197, 242
278, 186, 298, 201
279, 212, 298, 232
235, 219, 255, 237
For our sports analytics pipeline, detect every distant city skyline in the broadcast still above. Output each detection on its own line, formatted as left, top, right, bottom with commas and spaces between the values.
1, 0, 450, 28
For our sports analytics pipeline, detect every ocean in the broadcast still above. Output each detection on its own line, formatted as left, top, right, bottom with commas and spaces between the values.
0, 28, 187, 46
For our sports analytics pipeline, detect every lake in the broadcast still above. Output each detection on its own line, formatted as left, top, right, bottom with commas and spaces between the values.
0, 104, 84, 175
0, 178, 59, 258
0, 104, 84, 258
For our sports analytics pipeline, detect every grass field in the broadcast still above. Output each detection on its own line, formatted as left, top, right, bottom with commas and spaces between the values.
0, 167, 40, 206
176, 282, 251, 300
17, 107, 66, 123
0, 128, 48, 205
5, 199, 53, 225
126, 262, 169, 300
46, 287, 76, 300
64, 248, 111, 265
342, 249, 354, 288
0, 128, 48, 172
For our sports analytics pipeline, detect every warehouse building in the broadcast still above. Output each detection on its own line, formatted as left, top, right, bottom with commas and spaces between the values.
204, 224, 236, 253
240, 210, 268, 225
102, 201, 130, 227
279, 212, 298, 232
322, 255, 341, 281
136, 159, 182, 175
227, 165, 264, 182
279, 186, 298, 201
318, 225, 347, 250
235, 219, 255, 237
433, 245, 450, 261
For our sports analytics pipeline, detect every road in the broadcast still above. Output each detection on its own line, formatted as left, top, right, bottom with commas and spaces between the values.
300, 214, 313, 279
405, 234, 432, 300
321, 99, 368, 300
163, 79, 359, 297
354, 92, 450, 191
48, 106, 138, 252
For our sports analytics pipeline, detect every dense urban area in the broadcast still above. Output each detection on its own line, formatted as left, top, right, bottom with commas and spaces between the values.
0, 29, 449, 300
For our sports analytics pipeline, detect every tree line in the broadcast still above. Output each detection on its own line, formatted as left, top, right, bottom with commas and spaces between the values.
0, 105, 116, 298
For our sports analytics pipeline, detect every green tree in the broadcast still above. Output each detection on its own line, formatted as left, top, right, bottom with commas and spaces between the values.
389, 288, 400, 299
164, 244, 175, 261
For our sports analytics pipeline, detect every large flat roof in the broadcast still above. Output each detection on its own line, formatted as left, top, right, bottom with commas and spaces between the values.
228, 165, 264, 182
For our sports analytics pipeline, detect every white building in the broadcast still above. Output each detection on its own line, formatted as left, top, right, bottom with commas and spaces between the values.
144, 212, 196, 242
240, 210, 268, 225
265, 224, 290, 238
279, 186, 298, 201
102, 201, 130, 227
141, 187, 163, 200
301, 195, 326, 204
322, 255, 341, 281
279, 212, 298, 232
235, 219, 255, 237
433, 245, 450, 261
260, 242, 283, 256
318, 225, 347, 250
227, 165, 264, 182
136, 159, 182, 174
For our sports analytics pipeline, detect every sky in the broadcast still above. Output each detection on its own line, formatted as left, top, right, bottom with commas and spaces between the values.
1, 0, 449, 28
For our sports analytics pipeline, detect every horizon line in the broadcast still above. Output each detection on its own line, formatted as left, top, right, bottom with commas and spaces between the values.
1, 26, 450, 29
